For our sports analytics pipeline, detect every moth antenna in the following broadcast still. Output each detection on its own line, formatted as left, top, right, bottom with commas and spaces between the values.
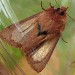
49, 3, 53, 8
67, 13, 75, 22
54, 0, 60, 7
49, 3, 52, 7
61, 35, 68, 43
41, 1, 46, 11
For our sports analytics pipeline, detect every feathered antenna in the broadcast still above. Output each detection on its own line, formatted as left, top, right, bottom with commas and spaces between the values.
49, 3, 52, 7
41, 1, 46, 11
49, 3, 54, 8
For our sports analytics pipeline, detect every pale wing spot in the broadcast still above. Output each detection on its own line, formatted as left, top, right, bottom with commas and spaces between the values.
20, 18, 36, 32
32, 39, 56, 61
11, 18, 36, 43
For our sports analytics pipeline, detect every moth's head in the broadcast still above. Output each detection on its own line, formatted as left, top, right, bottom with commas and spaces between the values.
47, 6, 68, 21
54, 7, 68, 16
42, 6, 68, 20
41, 1, 67, 20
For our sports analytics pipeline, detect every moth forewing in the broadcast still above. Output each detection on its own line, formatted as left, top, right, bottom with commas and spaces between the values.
27, 34, 60, 72
11, 18, 36, 43
0, 13, 39, 48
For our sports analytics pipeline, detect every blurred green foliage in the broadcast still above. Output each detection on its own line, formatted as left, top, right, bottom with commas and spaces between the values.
0, 0, 75, 75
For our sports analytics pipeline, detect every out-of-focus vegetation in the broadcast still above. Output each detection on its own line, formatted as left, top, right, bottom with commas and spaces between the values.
0, 0, 75, 75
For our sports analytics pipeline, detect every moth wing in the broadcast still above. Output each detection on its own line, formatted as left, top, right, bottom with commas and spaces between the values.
27, 34, 60, 72
0, 13, 41, 48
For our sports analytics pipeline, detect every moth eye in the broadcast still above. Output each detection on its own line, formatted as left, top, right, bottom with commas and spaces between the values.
59, 11, 65, 16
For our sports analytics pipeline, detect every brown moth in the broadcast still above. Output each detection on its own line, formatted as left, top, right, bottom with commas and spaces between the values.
0, 3, 67, 72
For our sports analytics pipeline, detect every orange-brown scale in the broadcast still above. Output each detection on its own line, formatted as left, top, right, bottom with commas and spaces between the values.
21, 6, 67, 55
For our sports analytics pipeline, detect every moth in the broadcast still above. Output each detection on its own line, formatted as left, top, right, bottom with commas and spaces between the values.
0, 2, 68, 72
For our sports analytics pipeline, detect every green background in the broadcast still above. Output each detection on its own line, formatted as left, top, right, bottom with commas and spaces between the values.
0, 0, 75, 75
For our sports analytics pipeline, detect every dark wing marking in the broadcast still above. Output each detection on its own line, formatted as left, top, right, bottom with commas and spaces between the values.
0, 12, 41, 48
37, 24, 48, 36
26, 34, 60, 72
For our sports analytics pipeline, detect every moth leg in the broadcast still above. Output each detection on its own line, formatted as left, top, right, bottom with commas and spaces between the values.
59, 31, 68, 43
60, 34, 68, 43
50, 29, 68, 43
37, 24, 47, 36
54, 30, 68, 43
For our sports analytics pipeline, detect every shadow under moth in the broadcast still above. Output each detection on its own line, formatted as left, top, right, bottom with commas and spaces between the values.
0, 2, 69, 73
